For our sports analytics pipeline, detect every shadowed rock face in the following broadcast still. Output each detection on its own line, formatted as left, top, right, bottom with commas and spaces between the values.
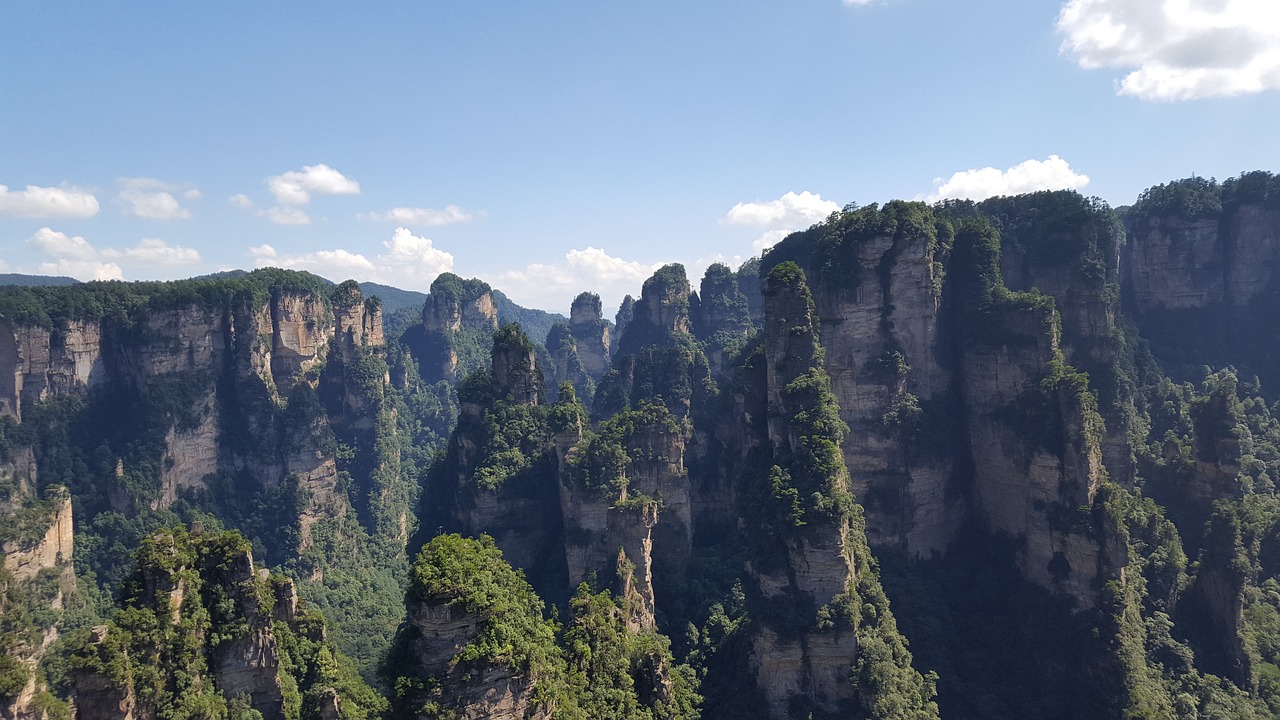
1124, 203, 1280, 312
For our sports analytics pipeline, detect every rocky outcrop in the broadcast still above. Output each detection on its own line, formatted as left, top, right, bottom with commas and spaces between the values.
958, 303, 1111, 605
422, 274, 499, 334
612, 295, 635, 355
68, 528, 379, 720
986, 192, 1135, 485
569, 292, 610, 380
558, 403, 688, 631
2, 489, 72, 582
396, 535, 555, 720
545, 324, 592, 405
595, 265, 712, 422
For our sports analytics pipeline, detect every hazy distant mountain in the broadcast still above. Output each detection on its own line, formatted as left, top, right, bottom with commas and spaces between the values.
0, 273, 80, 287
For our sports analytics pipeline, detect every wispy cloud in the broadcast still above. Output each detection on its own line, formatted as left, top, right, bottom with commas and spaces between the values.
359, 204, 476, 226
260, 206, 311, 225
248, 227, 454, 290
117, 177, 195, 220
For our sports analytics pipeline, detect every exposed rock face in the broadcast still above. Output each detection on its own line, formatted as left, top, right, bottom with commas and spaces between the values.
749, 263, 858, 717
989, 193, 1134, 485
397, 536, 554, 720
595, 265, 712, 422
1, 485, 75, 720
1124, 203, 1280, 312
957, 304, 1111, 605
569, 292, 610, 380
545, 324, 591, 404
70, 627, 138, 720
157, 410, 219, 509
418, 273, 499, 381
422, 324, 566, 592
422, 274, 499, 333
401, 598, 547, 720
0, 319, 105, 421
2, 490, 73, 582
558, 406, 688, 631
492, 325, 542, 405
766, 209, 957, 553
612, 295, 635, 355
759, 204, 1129, 609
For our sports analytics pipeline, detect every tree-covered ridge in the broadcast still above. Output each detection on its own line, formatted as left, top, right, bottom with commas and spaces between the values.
0, 267, 331, 329
1128, 171, 1280, 221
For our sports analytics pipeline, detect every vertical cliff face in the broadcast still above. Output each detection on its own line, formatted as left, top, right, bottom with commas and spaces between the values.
735, 261, 937, 719
559, 400, 688, 631
985, 192, 1134, 485
595, 265, 712, 424
951, 218, 1124, 607
612, 295, 636, 356
691, 263, 755, 378
421, 273, 500, 333
0, 319, 105, 422
569, 292, 610, 380
422, 324, 567, 595
1123, 175, 1280, 392
764, 202, 958, 554
418, 273, 500, 383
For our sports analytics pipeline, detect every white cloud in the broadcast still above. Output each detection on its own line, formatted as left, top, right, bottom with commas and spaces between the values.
1057, 0, 1280, 100
27, 226, 200, 280
0, 184, 100, 219
26, 228, 123, 281
925, 155, 1091, 202
752, 229, 793, 253
29, 227, 98, 260
359, 204, 475, 226
228, 193, 255, 208
249, 244, 377, 280
37, 260, 124, 281
105, 238, 202, 266
491, 247, 665, 314
723, 190, 838, 256
723, 191, 840, 227
380, 227, 455, 280
260, 206, 311, 225
247, 228, 455, 289
843, 0, 874, 5
118, 178, 193, 220
266, 163, 360, 205
183, 189, 202, 200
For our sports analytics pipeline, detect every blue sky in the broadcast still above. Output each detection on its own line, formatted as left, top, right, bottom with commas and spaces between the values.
2, 1, 1278, 313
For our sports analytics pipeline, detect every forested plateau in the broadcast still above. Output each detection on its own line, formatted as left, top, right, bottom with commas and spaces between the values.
3, 171, 1280, 719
